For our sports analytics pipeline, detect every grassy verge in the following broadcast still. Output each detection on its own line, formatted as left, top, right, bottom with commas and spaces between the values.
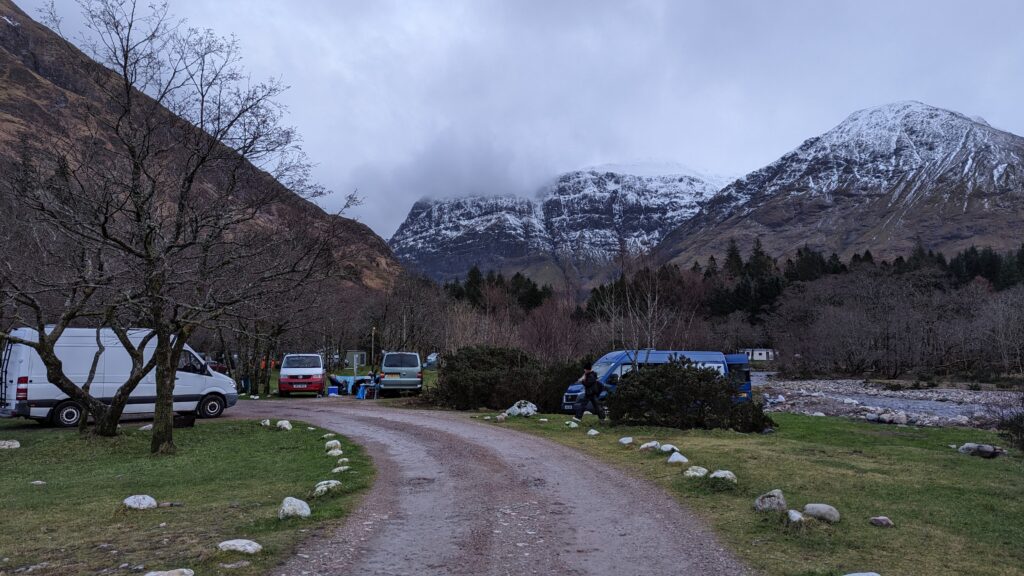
0, 418, 371, 576
494, 413, 1023, 576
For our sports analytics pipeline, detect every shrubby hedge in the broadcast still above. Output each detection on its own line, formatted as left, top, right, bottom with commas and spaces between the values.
606, 361, 774, 432
432, 346, 577, 412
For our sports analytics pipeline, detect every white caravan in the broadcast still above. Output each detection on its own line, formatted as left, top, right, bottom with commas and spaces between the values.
0, 327, 238, 426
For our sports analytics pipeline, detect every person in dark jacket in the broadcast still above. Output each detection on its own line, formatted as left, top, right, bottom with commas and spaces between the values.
573, 364, 606, 422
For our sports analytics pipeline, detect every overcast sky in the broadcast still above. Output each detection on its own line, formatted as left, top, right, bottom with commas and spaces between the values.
22, 0, 1024, 238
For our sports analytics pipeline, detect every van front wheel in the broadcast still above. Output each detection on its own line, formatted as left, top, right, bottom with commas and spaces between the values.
197, 395, 225, 419
51, 401, 83, 427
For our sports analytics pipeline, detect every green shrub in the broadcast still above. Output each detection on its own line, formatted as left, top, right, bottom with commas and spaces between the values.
434, 346, 578, 412
606, 360, 774, 432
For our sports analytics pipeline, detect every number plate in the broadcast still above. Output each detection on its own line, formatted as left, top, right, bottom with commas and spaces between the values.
563, 403, 573, 411
293, 384, 307, 389
385, 373, 400, 379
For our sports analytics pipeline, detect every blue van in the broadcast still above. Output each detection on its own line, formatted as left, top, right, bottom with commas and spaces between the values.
561, 349, 752, 412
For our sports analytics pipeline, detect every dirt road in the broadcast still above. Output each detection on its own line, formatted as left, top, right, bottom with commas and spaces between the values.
231, 400, 752, 576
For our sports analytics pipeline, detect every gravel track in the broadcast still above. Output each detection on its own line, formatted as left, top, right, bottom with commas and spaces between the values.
231, 399, 753, 576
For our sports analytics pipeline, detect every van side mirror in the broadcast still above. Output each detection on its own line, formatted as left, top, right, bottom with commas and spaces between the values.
608, 374, 620, 385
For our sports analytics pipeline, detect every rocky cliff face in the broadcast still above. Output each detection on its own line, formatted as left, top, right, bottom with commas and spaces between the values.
657, 101, 1024, 265
390, 166, 726, 281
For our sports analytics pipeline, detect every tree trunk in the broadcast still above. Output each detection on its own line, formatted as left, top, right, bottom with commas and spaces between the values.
150, 335, 177, 455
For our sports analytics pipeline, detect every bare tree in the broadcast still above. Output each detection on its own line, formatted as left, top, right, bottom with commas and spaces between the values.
0, 0, 349, 453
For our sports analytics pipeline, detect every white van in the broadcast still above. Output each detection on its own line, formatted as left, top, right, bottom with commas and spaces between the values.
0, 327, 238, 426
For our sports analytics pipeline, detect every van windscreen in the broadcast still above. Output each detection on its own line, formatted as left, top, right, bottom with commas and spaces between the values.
383, 353, 419, 368
283, 356, 321, 369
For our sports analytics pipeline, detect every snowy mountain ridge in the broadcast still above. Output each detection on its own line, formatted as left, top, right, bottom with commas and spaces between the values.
390, 166, 724, 280
658, 101, 1024, 265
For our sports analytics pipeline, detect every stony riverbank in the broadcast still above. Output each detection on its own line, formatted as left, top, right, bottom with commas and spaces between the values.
757, 378, 1021, 428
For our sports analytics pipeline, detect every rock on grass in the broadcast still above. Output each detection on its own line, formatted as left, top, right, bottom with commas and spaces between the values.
803, 503, 841, 523
754, 489, 787, 512
312, 480, 342, 498
0, 440, 21, 449
276, 420, 292, 431
666, 452, 689, 464
123, 495, 158, 510
217, 539, 263, 554
869, 516, 895, 528
683, 466, 708, 478
278, 497, 311, 520
144, 569, 194, 576
325, 440, 342, 451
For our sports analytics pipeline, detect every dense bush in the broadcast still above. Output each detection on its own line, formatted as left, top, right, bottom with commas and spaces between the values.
606, 361, 774, 432
997, 393, 1024, 451
433, 346, 579, 412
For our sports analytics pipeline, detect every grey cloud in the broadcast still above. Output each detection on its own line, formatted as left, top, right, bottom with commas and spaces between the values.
21, 0, 1024, 238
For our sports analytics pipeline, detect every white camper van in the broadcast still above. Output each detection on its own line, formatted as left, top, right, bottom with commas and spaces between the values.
0, 327, 238, 426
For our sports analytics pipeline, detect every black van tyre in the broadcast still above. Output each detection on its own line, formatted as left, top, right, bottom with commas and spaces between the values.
51, 401, 83, 427
197, 394, 226, 418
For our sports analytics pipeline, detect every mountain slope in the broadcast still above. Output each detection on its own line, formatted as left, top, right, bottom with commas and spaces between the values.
0, 0, 398, 289
657, 101, 1024, 265
390, 166, 725, 281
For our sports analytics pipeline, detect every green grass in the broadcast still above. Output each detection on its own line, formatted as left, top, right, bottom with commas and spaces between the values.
0, 418, 372, 576
494, 413, 1024, 576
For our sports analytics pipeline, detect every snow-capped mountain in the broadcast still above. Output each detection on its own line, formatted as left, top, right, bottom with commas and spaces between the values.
657, 101, 1024, 265
390, 166, 725, 281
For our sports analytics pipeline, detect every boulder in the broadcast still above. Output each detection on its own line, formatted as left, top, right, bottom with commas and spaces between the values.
337, 457, 350, 464
331, 466, 350, 474
259, 419, 271, 427
327, 449, 344, 457
483, 416, 492, 420
565, 421, 579, 429
638, 440, 661, 451
754, 489, 787, 513
505, 400, 538, 417
786, 509, 807, 524
869, 516, 895, 528
250, 395, 260, 400
0, 440, 21, 449
321, 433, 336, 439
278, 497, 311, 520
123, 495, 158, 510
709, 470, 737, 483
842, 573, 881, 576
659, 444, 679, 453
587, 429, 600, 437
683, 466, 708, 478
307, 427, 316, 430
276, 420, 292, 431
958, 443, 1005, 458
538, 418, 549, 423
138, 424, 153, 431
811, 412, 826, 417
312, 480, 342, 498
666, 452, 689, 464
865, 413, 879, 422
30, 480, 46, 486
957, 442, 979, 454
144, 570, 194, 576
495, 414, 507, 422
893, 411, 908, 425
324, 440, 342, 451
803, 503, 841, 523
217, 539, 263, 554
618, 437, 633, 446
